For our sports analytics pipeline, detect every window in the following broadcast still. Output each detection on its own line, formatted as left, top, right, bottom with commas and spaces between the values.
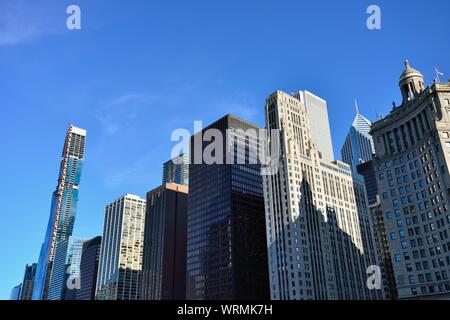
394, 254, 401, 262
402, 241, 409, 249
391, 233, 398, 240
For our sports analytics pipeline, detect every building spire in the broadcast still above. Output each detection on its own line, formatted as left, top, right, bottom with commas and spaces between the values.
355, 99, 360, 115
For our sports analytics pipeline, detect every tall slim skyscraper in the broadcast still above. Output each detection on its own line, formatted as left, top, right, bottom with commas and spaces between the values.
263, 90, 380, 300
19, 263, 37, 300
162, 153, 189, 186
341, 103, 375, 173
371, 61, 450, 299
186, 114, 269, 300
76, 236, 102, 300
142, 183, 188, 300
47, 237, 85, 300
96, 194, 146, 300
33, 125, 86, 300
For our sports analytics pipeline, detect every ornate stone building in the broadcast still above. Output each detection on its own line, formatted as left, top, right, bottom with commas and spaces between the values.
371, 61, 450, 299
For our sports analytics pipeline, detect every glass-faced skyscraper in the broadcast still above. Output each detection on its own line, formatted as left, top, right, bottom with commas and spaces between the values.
10, 285, 22, 300
76, 236, 102, 300
186, 114, 269, 300
341, 102, 375, 173
32, 125, 86, 300
47, 237, 85, 300
96, 194, 146, 300
162, 153, 189, 186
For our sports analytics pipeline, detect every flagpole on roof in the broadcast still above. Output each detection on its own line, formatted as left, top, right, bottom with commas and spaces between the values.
435, 67, 444, 83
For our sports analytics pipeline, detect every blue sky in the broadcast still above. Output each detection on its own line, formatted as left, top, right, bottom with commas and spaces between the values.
0, 0, 449, 299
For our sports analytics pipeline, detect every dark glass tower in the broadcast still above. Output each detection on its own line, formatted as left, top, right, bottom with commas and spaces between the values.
357, 160, 379, 206
186, 114, 269, 300
19, 263, 37, 300
76, 236, 102, 300
33, 125, 86, 300
142, 183, 188, 300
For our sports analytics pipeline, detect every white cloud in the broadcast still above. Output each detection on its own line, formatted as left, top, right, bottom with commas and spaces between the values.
97, 93, 159, 135
0, 0, 58, 46
102, 154, 154, 189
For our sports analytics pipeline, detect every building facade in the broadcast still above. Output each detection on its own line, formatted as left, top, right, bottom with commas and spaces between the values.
142, 183, 188, 300
341, 104, 375, 173
263, 90, 380, 300
186, 114, 269, 300
47, 237, 84, 300
19, 263, 37, 300
162, 153, 189, 186
96, 194, 146, 300
76, 236, 102, 300
368, 198, 398, 300
358, 161, 398, 299
33, 125, 86, 300
371, 61, 450, 299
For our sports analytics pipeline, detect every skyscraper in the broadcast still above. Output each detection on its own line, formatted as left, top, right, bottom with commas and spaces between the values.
33, 125, 86, 300
186, 114, 269, 300
341, 102, 375, 173
357, 161, 379, 206
142, 183, 188, 300
263, 90, 380, 300
294, 91, 335, 162
162, 153, 189, 186
76, 236, 102, 300
19, 263, 37, 300
48, 237, 85, 300
10, 285, 22, 301
96, 194, 146, 300
339, 99, 397, 299
371, 61, 450, 299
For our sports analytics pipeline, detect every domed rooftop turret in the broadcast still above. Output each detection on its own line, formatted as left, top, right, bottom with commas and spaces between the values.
399, 60, 425, 104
